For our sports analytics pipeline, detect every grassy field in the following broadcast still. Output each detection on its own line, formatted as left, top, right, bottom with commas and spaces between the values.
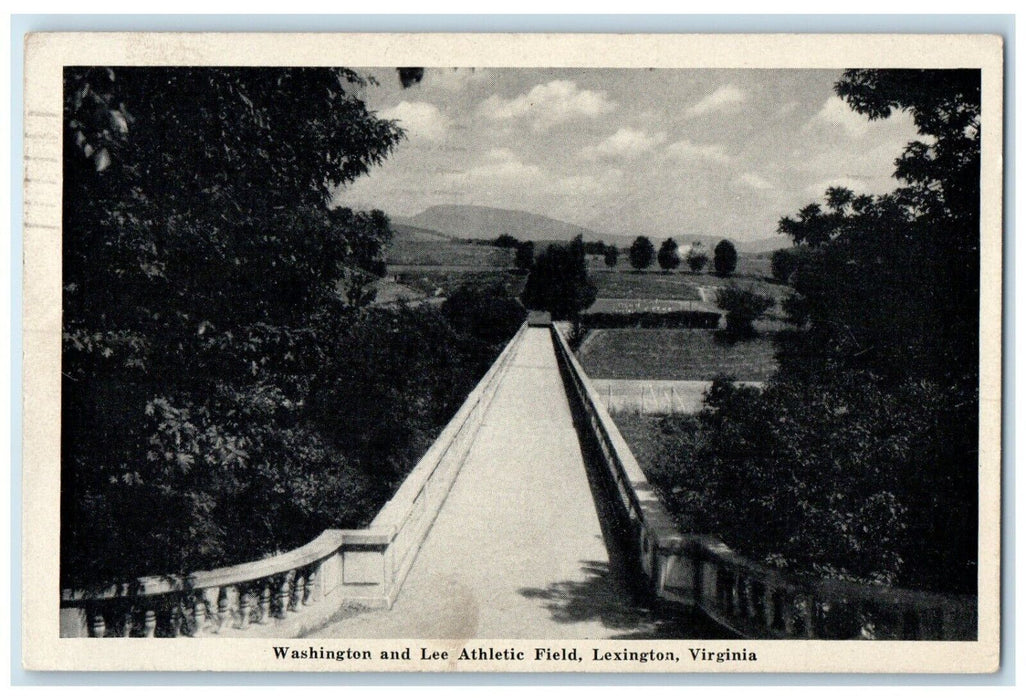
578, 329, 778, 381
394, 269, 528, 298
591, 270, 702, 301
385, 240, 514, 268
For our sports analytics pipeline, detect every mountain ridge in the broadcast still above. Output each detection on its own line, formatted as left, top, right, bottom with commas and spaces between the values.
393, 204, 788, 253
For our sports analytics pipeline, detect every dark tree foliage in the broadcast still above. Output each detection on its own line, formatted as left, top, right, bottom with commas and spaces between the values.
493, 234, 520, 248
770, 248, 799, 282
521, 235, 597, 320
657, 238, 681, 271
604, 246, 619, 268
61, 67, 415, 587
650, 69, 981, 594
442, 281, 528, 346
713, 239, 738, 276
582, 240, 609, 256
686, 249, 708, 273
715, 285, 774, 339
515, 240, 535, 271
307, 305, 496, 488
629, 236, 655, 270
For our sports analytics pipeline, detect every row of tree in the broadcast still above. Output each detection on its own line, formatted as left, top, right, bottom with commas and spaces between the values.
627, 236, 738, 276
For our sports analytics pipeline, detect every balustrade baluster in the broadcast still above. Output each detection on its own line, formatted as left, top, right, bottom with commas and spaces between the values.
217, 587, 231, 634
304, 568, 317, 605
258, 584, 272, 624
763, 587, 777, 630
277, 574, 292, 618
801, 596, 817, 638
192, 594, 207, 636
731, 572, 743, 617
122, 610, 133, 637
291, 574, 304, 612
238, 592, 252, 630
143, 609, 157, 637
89, 612, 106, 638
170, 605, 184, 638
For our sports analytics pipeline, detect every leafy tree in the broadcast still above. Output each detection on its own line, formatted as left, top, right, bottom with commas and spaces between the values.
686, 246, 708, 273
770, 248, 798, 283
514, 240, 535, 271
648, 69, 982, 595
657, 238, 681, 272
604, 246, 619, 268
629, 236, 655, 271
715, 285, 774, 339
442, 280, 527, 346
521, 235, 597, 320
713, 239, 738, 276
61, 67, 409, 587
493, 234, 520, 248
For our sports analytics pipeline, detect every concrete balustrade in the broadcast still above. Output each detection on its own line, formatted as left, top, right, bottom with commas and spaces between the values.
60, 322, 529, 638
550, 323, 977, 641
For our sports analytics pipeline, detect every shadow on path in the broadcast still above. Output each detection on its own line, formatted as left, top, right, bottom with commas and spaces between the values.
518, 559, 733, 640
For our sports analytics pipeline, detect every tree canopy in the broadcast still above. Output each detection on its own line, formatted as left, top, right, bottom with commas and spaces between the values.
521, 235, 597, 320
629, 236, 655, 270
60, 67, 438, 587
648, 69, 982, 594
657, 238, 681, 271
713, 239, 738, 276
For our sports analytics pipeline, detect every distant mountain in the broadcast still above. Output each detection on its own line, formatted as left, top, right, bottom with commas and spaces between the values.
390, 222, 458, 243
393, 204, 789, 254
395, 205, 609, 243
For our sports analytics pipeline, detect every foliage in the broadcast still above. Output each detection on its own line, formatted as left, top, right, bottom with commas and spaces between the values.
493, 234, 520, 248
644, 375, 968, 589
628, 236, 655, 270
520, 235, 597, 320
60, 67, 447, 588
442, 280, 528, 346
603, 246, 619, 268
715, 285, 775, 339
686, 249, 708, 273
643, 69, 981, 595
713, 240, 738, 276
307, 305, 498, 487
770, 249, 798, 282
657, 238, 681, 271
515, 240, 535, 271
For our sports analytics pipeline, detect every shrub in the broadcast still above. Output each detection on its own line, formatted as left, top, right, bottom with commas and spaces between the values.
604, 246, 619, 268
514, 240, 535, 271
713, 239, 738, 276
715, 284, 774, 338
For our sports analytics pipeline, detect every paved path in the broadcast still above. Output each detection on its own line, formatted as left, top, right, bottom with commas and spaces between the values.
313, 328, 710, 640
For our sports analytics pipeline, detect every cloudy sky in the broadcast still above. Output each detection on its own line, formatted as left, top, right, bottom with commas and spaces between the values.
332, 68, 919, 243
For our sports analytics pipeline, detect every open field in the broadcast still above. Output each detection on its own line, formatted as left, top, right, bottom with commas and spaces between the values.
591, 270, 702, 301
591, 252, 772, 279
385, 240, 514, 267
578, 329, 778, 381
394, 268, 528, 298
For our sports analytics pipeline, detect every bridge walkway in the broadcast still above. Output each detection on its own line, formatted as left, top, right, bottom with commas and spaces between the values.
313, 327, 716, 639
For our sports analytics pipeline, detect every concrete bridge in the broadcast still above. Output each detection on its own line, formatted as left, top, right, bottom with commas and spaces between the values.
61, 322, 976, 641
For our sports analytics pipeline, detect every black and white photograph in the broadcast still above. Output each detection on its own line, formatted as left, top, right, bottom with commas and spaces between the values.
21, 32, 1003, 673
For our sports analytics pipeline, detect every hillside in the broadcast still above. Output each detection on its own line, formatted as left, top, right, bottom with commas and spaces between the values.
393, 204, 789, 254
396, 205, 611, 244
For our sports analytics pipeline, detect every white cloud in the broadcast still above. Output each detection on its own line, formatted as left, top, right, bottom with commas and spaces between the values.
736, 172, 773, 190
665, 138, 731, 164
478, 80, 617, 131
805, 177, 871, 195
581, 128, 666, 160
806, 96, 872, 137
686, 85, 746, 117
379, 101, 449, 141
